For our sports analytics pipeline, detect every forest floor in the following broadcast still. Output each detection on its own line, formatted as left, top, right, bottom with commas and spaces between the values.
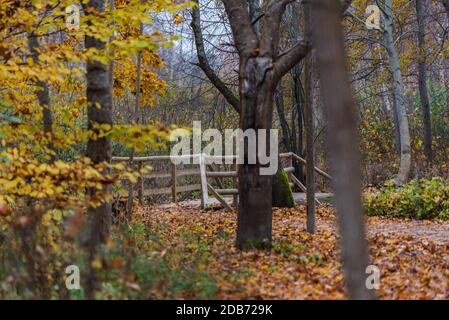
135, 204, 448, 300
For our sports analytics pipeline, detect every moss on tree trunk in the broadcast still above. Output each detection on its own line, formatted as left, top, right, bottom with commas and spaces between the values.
272, 169, 296, 208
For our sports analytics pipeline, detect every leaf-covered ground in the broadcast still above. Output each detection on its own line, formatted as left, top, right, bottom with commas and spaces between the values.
135, 204, 448, 300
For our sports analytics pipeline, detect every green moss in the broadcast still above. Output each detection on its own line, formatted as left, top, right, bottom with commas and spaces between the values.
272, 169, 296, 208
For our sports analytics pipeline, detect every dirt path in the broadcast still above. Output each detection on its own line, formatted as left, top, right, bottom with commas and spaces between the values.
161, 201, 448, 245
314, 208, 449, 245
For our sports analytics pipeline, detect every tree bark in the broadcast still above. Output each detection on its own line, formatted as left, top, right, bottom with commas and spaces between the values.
287, 4, 305, 182
310, 0, 375, 299
127, 23, 143, 218
191, 1, 240, 114
291, 67, 305, 182
236, 55, 276, 249
382, 0, 411, 186
415, 0, 432, 163
303, 2, 315, 234
221, 0, 308, 249
274, 87, 291, 151
84, 0, 113, 250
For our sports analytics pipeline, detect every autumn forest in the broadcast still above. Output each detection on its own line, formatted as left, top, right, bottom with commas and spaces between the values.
0, 0, 448, 304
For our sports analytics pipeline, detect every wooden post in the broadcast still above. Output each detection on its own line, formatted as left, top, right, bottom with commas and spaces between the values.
126, 154, 135, 217
171, 162, 177, 203
287, 154, 293, 183
138, 162, 144, 205
208, 183, 232, 211
199, 154, 209, 209
232, 160, 238, 207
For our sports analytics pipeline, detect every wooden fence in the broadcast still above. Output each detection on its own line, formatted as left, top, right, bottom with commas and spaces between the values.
112, 152, 331, 211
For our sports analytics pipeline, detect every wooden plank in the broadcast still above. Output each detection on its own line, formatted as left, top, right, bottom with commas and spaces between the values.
144, 187, 171, 195
204, 155, 236, 163
139, 184, 201, 196
291, 175, 322, 205
138, 162, 144, 205
283, 166, 295, 173
145, 172, 172, 179
207, 164, 224, 189
232, 161, 238, 207
290, 153, 332, 180
145, 169, 199, 179
207, 183, 232, 211
199, 154, 209, 209
206, 171, 237, 177
176, 169, 200, 177
171, 163, 177, 203
112, 154, 200, 162
280, 152, 293, 158
215, 188, 238, 195
177, 184, 201, 193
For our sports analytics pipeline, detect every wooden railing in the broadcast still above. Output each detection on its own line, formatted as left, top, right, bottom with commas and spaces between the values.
112, 152, 331, 210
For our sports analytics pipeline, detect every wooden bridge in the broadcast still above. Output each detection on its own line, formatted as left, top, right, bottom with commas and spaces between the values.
112, 152, 332, 211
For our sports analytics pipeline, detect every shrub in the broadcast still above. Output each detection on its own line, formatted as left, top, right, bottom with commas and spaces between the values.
364, 178, 449, 219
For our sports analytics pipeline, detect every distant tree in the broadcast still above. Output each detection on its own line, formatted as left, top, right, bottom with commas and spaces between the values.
415, 0, 432, 163
381, 0, 412, 186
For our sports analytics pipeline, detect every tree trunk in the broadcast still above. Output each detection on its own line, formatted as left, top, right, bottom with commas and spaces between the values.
383, 0, 412, 185
415, 0, 432, 163
310, 0, 376, 300
288, 4, 305, 183
274, 88, 291, 152
304, 2, 316, 234
237, 56, 275, 250
291, 67, 305, 182
84, 1, 113, 298
219, 0, 309, 250
127, 23, 143, 218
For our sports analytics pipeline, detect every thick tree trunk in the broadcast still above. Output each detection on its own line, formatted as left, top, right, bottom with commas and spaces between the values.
219, 0, 309, 250
415, 0, 432, 163
310, 0, 375, 299
237, 56, 275, 250
84, 0, 113, 251
127, 23, 143, 218
383, 0, 411, 186
84, 0, 113, 299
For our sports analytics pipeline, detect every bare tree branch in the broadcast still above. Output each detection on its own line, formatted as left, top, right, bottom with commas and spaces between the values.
191, 1, 240, 114
273, 39, 310, 82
